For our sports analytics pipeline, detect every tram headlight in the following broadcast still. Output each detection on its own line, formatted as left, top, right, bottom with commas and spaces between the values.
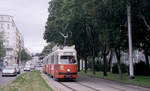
67, 69, 71, 72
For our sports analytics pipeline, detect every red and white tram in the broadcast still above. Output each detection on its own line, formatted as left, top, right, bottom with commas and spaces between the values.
43, 45, 77, 81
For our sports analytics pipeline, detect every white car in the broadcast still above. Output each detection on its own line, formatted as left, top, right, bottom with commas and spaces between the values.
30, 65, 35, 70
24, 66, 31, 71
2, 66, 17, 77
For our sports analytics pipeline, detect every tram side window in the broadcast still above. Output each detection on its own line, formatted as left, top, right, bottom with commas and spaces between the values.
59, 56, 76, 64
55, 55, 58, 64
51, 55, 54, 64
54, 55, 57, 64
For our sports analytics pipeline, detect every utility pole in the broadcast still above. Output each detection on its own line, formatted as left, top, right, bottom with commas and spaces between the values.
127, 0, 135, 79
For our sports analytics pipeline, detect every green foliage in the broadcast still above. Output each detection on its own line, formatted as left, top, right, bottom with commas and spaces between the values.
44, 0, 150, 76
42, 42, 55, 55
95, 61, 104, 71
0, 71, 53, 91
112, 63, 128, 74
87, 59, 104, 71
21, 49, 32, 61
134, 61, 150, 76
0, 31, 5, 58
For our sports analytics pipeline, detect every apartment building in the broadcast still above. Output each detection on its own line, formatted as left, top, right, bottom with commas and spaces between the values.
0, 15, 24, 66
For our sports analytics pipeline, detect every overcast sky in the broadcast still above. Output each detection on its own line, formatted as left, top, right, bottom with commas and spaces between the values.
0, 0, 50, 53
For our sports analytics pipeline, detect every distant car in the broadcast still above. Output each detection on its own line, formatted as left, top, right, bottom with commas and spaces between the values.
24, 66, 31, 71
2, 66, 17, 77
30, 65, 35, 70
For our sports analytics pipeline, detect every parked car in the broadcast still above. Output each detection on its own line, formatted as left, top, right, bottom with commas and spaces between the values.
2, 66, 17, 77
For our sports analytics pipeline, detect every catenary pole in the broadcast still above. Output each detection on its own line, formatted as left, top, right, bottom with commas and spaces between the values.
127, 0, 135, 79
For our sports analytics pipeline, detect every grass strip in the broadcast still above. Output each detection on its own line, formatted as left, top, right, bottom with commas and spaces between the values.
79, 71, 150, 87
0, 70, 53, 91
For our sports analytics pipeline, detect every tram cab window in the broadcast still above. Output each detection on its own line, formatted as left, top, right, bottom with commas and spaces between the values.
59, 56, 76, 64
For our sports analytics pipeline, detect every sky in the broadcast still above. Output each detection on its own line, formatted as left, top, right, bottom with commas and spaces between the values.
0, 0, 50, 53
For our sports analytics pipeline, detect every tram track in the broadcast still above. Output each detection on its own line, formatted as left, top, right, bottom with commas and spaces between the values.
59, 81, 101, 91
59, 80, 127, 91
77, 81, 126, 91
76, 82, 101, 91
59, 82, 77, 91
42, 72, 150, 91
77, 82, 127, 91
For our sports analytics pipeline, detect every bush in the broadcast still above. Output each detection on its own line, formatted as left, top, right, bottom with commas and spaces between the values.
95, 61, 104, 71
112, 63, 128, 74
87, 59, 104, 71
134, 61, 150, 76
87, 59, 92, 70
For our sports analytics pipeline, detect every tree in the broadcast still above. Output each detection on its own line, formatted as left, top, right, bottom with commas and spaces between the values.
42, 42, 55, 55
44, 0, 150, 78
132, 0, 150, 70
0, 31, 5, 59
21, 49, 32, 61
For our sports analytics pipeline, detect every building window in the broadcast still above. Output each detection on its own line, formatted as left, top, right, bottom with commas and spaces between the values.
7, 24, 10, 29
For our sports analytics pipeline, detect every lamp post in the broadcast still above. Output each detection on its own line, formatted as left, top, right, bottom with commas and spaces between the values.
127, 0, 135, 79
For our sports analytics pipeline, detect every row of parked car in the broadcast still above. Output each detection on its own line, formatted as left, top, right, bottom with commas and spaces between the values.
1, 64, 21, 77
1, 62, 42, 77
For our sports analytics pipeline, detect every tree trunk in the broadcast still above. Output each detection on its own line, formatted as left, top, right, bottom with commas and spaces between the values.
117, 61, 122, 80
92, 56, 95, 74
144, 49, 150, 70
84, 57, 87, 74
115, 48, 123, 80
103, 44, 108, 76
82, 59, 84, 71
77, 56, 80, 72
103, 53, 107, 76
108, 50, 113, 72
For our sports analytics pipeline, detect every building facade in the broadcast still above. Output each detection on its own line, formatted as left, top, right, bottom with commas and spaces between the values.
0, 15, 24, 66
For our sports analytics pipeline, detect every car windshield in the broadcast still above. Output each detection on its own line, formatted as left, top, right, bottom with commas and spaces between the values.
25, 66, 30, 68
4, 66, 15, 70
4, 68, 14, 70
59, 56, 76, 64
6, 66, 15, 69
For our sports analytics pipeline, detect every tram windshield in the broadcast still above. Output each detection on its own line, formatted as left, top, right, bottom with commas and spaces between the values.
59, 56, 76, 64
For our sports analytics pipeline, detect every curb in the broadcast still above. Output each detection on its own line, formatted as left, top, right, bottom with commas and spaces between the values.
40, 73, 57, 91
40, 72, 73, 91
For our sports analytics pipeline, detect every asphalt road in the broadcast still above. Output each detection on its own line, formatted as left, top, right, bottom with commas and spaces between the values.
0, 71, 16, 86
0, 69, 25, 86
42, 73, 150, 91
